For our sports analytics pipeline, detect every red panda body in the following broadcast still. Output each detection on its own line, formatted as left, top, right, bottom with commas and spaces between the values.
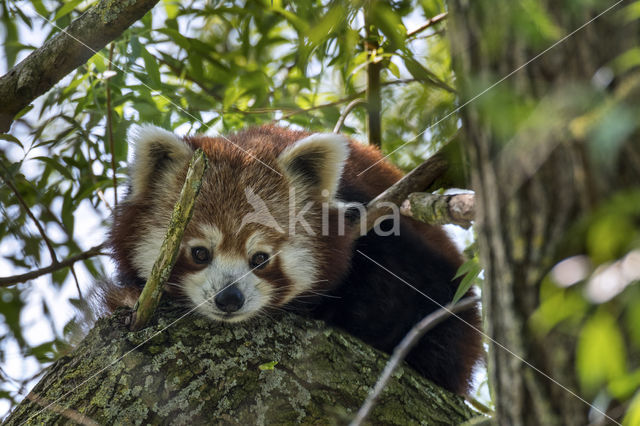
109, 125, 482, 394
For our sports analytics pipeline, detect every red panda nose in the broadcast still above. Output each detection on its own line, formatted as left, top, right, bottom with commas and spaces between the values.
214, 285, 245, 313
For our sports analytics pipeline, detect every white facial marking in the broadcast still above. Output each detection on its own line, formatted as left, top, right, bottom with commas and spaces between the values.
181, 252, 272, 323
131, 225, 167, 278
198, 224, 223, 247
278, 239, 318, 303
245, 232, 274, 257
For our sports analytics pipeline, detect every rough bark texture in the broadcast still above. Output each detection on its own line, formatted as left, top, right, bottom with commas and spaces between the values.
401, 193, 474, 229
448, 1, 639, 425
5, 300, 476, 425
0, 0, 160, 132
361, 154, 447, 233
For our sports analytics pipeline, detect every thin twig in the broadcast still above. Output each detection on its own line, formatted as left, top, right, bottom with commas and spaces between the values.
406, 12, 448, 39
1, 173, 58, 264
96, 189, 113, 213
0, 244, 105, 287
333, 99, 367, 133
106, 42, 118, 206
465, 396, 494, 416
69, 265, 83, 299
350, 296, 481, 426
277, 92, 364, 121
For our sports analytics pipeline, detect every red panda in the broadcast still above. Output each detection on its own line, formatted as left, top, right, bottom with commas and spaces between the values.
108, 124, 482, 394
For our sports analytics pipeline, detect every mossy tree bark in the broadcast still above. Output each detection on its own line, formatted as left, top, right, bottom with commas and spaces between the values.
448, 1, 640, 425
5, 300, 476, 424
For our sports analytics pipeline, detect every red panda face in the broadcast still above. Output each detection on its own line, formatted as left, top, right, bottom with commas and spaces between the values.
112, 125, 350, 322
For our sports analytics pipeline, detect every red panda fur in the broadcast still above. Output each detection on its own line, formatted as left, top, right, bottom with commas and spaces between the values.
107, 125, 482, 394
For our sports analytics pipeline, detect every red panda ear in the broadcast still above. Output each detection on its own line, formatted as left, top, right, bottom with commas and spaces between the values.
277, 133, 349, 200
128, 125, 193, 198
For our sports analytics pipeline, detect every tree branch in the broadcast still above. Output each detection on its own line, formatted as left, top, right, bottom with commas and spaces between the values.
333, 99, 367, 133
276, 92, 364, 121
131, 149, 208, 331
0, 0, 160, 132
400, 192, 475, 229
365, 5, 382, 147
406, 12, 448, 39
357, 153, 448, 235
350, 296, 481, 426
0, 244, 105, 287
106, 42, 118, 206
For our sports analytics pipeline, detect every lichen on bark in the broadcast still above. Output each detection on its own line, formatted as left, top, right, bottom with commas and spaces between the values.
6, 299, 476, 425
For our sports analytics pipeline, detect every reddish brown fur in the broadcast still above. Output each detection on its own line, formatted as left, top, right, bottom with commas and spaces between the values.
108, 125, 482, 394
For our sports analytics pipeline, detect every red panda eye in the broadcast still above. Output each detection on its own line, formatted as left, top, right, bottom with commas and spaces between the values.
250, 252, 270, 269
191, 247, 211, 264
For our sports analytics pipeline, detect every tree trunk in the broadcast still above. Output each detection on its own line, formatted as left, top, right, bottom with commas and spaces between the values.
5, 301, 476, 424
448, 1, 639, 425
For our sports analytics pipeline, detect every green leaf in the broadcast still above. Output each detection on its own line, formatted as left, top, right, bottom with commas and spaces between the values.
33, 156, 73, 180
31, 0, 49, 17
0, 133, 23, 148
577, 310, 627, 394
387, 60, 400, 79
53, 0, 84, 20
13, 104, 33, 120
452, 259, 481, 303
163, 0, 179, 19
371, 2, 406, 50
2, 8, 19, 68
27, 341, 57, 363
308, 5, 345, 44
141, 48, 161, 87
609, 368, 640, 400
624, 391, 640, 426
258, 361, 278, 371
61, 190, 75, 235
402, 55, 454, 92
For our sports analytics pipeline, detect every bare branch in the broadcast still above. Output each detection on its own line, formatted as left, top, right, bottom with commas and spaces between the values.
407, 12, 448, 39
401, 192, 475, 229
465, 396, 495, 416
0, 0, 160, 132
357, 153, 448, 235
333, 99, 367, 133
0, 244, 105, 287
69, 265, 83, 299
106, 42, 118, 206
131, 149, 208, 331
276, 92, 364, 122
365, 5, 382, 147
350, 296, 481, 426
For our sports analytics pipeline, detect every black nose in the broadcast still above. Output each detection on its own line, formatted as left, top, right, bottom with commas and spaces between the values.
214, 285, 245, 313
